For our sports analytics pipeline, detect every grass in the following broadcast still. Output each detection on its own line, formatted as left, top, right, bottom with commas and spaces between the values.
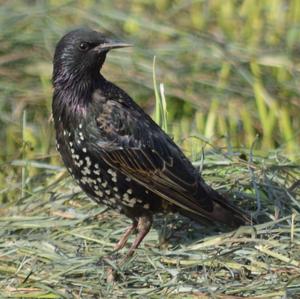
1, 154, 299, 298
1, 0, 300, 298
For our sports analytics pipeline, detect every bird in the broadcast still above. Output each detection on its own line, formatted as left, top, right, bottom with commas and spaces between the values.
52, 28, 253, 261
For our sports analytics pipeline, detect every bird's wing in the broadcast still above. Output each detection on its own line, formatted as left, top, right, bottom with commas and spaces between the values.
89, 89, 220, 222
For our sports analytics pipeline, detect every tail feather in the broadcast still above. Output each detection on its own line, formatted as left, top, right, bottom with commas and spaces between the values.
179, 187, 254, 228
208, 188, 254, 227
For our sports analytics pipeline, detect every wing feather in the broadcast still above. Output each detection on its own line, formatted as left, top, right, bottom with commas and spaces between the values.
89, 88, 250, 225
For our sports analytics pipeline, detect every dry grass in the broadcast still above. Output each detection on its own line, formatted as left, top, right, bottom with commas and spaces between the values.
1, 153, 299, 298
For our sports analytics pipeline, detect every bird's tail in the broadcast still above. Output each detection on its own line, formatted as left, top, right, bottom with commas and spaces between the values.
208, 187, 254, 227
179, 185, 255, 228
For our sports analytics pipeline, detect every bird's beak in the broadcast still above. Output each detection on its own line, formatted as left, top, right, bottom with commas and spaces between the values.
93, 40, 132, 53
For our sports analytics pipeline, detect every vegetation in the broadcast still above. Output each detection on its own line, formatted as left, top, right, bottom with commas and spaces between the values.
1, 0, 299, 298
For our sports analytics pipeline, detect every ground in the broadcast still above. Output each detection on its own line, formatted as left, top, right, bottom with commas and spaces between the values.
1, 152, 299, 298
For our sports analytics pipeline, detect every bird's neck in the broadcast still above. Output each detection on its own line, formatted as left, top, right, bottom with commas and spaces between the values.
52, 71, 106, 124
54, 66, 104, 91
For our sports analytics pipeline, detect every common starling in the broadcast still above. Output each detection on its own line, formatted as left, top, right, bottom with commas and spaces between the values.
52, 28, 252, 259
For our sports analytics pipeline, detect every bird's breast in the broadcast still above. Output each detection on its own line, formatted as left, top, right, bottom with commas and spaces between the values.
55, 121, 163, 218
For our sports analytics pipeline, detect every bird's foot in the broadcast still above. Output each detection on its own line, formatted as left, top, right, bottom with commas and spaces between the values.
106, 266, 119, 283
95, 252, 121, 267
97, 215, 153, 281
96, 254, 123, 282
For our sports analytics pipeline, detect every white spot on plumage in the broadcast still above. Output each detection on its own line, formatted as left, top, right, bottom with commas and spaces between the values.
75, 160, 84, 167
113, 187, 118, 192
102, 181, 108, 188
95, 164, 99, 169
79, 132, 84, 141
105, 189, 111, 195
123, 193, 129, 201
108, 168, 117, 182
110, 197, 116, 204
143, 203, 150, 209
127, 188, 133, 195
95, 190, 103, 197
79, 123, 83, 129
93, 170, 100, 175
80, 176, 89, 184
85, 157, 91, 167
89, 178, 96, 185
82, 147, 87, 153
81, 167, 91, 175
123, 197, 137, 208
125, 177, 131, 182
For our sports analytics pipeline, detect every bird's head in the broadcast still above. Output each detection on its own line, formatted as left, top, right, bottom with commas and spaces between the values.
53, 28, 131, 86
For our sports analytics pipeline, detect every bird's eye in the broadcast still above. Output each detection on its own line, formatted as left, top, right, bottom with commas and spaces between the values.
78, 42, 90, 51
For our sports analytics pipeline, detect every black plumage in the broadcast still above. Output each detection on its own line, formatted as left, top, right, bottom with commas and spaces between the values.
52, 28, 253, 259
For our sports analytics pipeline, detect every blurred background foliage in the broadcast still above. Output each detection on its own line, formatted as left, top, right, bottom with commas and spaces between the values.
1, 0, 300, 198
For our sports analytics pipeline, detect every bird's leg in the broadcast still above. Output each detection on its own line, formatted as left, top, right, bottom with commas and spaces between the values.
99, 221, 137, 268
121, 214, 152, 263
106, 215, 152, 283
114, 221, 138, 251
